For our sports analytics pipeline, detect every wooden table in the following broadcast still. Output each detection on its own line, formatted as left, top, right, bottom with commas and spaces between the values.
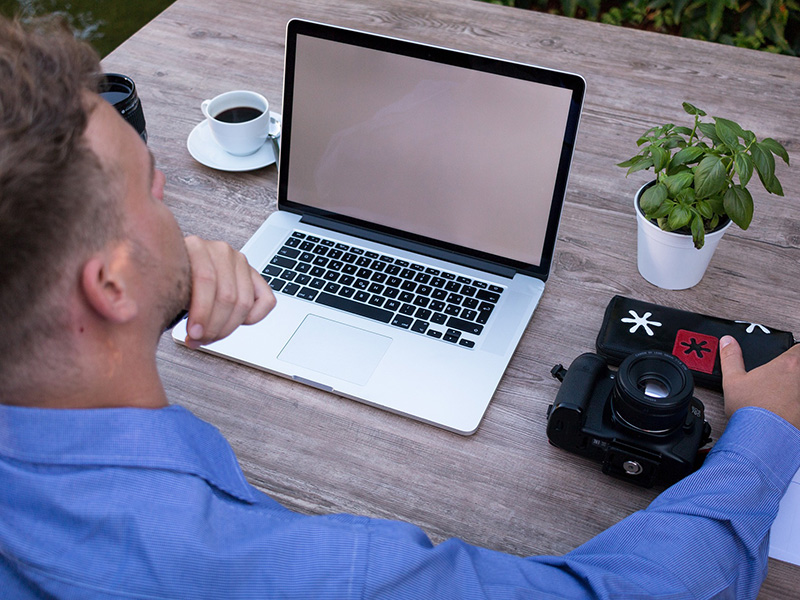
102, 0, 800, 596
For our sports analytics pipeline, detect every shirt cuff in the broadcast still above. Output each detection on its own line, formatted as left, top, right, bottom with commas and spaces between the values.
710, 406, 800, 494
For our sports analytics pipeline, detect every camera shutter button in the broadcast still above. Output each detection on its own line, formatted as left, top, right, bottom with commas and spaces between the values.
623, 460, 643, 475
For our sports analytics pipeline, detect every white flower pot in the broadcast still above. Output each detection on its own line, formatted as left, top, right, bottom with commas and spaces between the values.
635, 183, 731, 290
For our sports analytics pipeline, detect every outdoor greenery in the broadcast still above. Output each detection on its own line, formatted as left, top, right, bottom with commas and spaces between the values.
483, 0, 800, 55
618, 102, 790, 248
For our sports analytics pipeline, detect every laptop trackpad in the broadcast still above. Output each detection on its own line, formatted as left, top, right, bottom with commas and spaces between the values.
278, 315, 392, 386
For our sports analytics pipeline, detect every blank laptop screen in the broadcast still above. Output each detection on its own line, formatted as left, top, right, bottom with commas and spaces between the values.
281, 23, 584, 274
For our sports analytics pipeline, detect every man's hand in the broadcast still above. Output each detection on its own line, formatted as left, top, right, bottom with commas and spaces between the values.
720, 335, 800, 429
183, 236, 276, 349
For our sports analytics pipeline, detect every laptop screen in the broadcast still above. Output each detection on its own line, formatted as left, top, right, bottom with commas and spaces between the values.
279, 20, 585, 279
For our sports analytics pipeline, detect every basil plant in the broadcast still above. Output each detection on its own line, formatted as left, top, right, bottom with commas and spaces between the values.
618, 102, 790, 249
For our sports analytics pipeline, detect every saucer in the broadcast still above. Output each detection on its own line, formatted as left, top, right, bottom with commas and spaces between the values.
187, 112, 281, 172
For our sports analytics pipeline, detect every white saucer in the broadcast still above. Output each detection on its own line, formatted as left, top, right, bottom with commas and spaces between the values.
187, 112, 281, 172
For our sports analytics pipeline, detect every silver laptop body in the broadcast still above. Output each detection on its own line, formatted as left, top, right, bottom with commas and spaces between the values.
173, 19, 585, 434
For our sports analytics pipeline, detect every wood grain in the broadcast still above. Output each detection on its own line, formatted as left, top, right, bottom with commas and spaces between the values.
104, 0, 799, 597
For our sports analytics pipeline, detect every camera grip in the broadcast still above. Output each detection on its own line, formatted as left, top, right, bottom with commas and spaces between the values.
547, 353, 608, 450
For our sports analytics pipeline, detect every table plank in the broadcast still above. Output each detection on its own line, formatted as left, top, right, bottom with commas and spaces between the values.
104, 0, 799, 597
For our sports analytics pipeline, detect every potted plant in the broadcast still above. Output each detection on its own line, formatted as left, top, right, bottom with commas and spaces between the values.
618, 102, 790, 289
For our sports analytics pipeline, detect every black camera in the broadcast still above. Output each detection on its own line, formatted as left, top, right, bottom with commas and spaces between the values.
547, 351, 711, 487
99, 73, 147, 142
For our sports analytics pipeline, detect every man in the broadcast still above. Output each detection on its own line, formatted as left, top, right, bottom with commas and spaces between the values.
1, 16, 799, 600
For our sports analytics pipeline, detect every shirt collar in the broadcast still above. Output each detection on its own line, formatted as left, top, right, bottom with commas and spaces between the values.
0, 403, 257, 503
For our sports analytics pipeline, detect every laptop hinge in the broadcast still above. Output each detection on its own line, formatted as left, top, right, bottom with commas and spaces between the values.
299, 214, 518, 279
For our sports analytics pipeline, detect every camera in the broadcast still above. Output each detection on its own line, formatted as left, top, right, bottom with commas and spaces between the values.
547, 350, 711, 487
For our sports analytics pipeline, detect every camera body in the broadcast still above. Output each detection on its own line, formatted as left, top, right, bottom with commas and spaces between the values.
547, 351, 711, 487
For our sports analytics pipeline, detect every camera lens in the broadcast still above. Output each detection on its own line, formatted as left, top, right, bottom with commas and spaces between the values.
612, 351, 694, 434
99, 73, 147, 142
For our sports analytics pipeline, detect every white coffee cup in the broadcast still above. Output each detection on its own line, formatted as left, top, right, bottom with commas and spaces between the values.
201, 90, 270, 156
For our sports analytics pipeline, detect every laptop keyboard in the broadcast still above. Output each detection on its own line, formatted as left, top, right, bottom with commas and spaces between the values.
260, 231, 504, 349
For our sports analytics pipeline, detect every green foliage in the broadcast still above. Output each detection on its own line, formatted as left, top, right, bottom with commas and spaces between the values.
482, 0, 800, 55
618, 103, 790, 248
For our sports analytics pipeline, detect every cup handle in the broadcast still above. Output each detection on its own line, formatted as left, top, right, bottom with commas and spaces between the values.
201, 99, 212, 120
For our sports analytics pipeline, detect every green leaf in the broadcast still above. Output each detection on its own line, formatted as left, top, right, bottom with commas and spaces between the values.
640, 182, 668, 213
751, 142, 776, 184
670, 146, 704, 168
663, 171, 695, 195
697, 122, 721, 145
682, 102, 706, 116
694, 155, 727, 198
723, 185, 754, 230
691, 214, 706, 249
696, 199, 714, 219
674, 126, 694, 136
715, 118, 740, 150
617, 157, 641, 168
759, 173, 785, 196
650, 200, 673, 220
761, 137, 790, 165
668, 205, 692, 230
625, 156, 654, 176
734, 152, 754, 186
650, 145, 670, 171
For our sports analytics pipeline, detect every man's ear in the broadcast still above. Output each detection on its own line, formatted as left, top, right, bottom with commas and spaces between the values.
81, 245, 139, 323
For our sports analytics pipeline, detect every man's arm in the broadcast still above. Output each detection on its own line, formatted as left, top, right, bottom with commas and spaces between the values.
182, 235, 276, 348
556, 337, 800, 599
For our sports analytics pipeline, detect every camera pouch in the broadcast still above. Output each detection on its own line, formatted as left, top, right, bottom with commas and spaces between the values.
596, 295, 796, 390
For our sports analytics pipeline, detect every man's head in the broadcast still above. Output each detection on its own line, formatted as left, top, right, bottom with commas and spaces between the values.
0, 17, 190, 403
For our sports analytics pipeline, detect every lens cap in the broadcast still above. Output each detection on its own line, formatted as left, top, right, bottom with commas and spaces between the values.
612, 350, 694, 434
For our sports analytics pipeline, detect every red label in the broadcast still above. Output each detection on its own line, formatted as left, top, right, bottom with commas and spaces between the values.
672, 330, 719, 374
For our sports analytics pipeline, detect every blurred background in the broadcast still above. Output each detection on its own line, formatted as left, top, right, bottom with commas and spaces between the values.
0, 0, 176, 57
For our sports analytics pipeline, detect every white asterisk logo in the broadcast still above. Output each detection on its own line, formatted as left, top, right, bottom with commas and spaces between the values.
735, 321, 771, 334
621, 310, 662, 337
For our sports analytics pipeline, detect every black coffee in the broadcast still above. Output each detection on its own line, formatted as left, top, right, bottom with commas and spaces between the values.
214, 106, 263, 123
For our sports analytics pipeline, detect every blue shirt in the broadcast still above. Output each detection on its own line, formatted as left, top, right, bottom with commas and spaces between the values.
1, 403, 798, 599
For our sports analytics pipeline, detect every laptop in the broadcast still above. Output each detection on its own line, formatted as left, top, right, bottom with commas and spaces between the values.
173, 19, 585, 435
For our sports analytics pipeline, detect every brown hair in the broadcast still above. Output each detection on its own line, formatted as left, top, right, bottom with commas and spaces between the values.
0, 16, 123, 383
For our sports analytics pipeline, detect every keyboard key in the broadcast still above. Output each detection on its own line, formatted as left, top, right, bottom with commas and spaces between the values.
296, 287, 318, 301
371, 272, 387, 283
384, 287, 400, 299
416, 285, 432, 296
328, 249, 343, 260
415, 308, 432, 320
356, 257, 372, 267
411, 320, 429, 334
473, 281, 487, 289
270, 256, 297, 269
463, 297, 479, 309
312, 245, 328, 255
391, 314, 413, 329
262, 264, 283, 277
430, 277, 446, 288
354, 290, 370, 303
291, 231, 306, 239
413, 296, 430, 308
306, 236, 320, 243
398, 291, 414, 303
410, 263, 424, 271
399, 268, 415, 279
296, 262, 311, 274
400, 280, 416, 292
339, 287, 356, 299
380, 255, 394, 263
476, 289, 501, 303
324, 282, 340, 294
414, 272, 431, 284
444, 329, 461, 343
444, 304, 461, 316
342, 253, 357, 263
368, 283, 385, 294
365, 251, 379, 259
385, 264, 401, 275
429, 301, 446, 312
354, 279, 369, 290
284, 237, 301, 248
489, 284, 504, 294
283, 283, 301, 296
323, 270, 339, 281
399, 303, 415, 315
456, 276, 472, 284
386, 276, 402, 287
320, 239, 335, 247
431, 312, 447, 325
445, 281, 460, 292
316, 292, 392, 323
385, 299, 401, 312
425, 267, 440, 275
309, 278, 325, 290
335, 243, 350, 251
299, 241, 315, 251
313, 256, 329, 267
310, 266, 325, 277
368, 295, 386, 307
278, 246, 300, 259
394, 259, 409, 267
459, 339, 475, 349
356, 268, 372, 279
446, 317, 484, 336
461, 309, 478, 321
460, 285, 477, 297
427, 330, 443, 339
296, 274, 311, 286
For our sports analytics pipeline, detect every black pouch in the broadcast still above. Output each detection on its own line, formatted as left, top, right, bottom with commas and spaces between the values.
596, 295, 796, 390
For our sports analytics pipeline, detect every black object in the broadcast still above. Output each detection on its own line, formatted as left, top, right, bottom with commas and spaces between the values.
547, 351, 712, 487
596, 295, 795, 390
99, 73, 147, 142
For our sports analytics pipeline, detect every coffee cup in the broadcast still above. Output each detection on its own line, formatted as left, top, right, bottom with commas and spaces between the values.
201, 90, 270, 156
